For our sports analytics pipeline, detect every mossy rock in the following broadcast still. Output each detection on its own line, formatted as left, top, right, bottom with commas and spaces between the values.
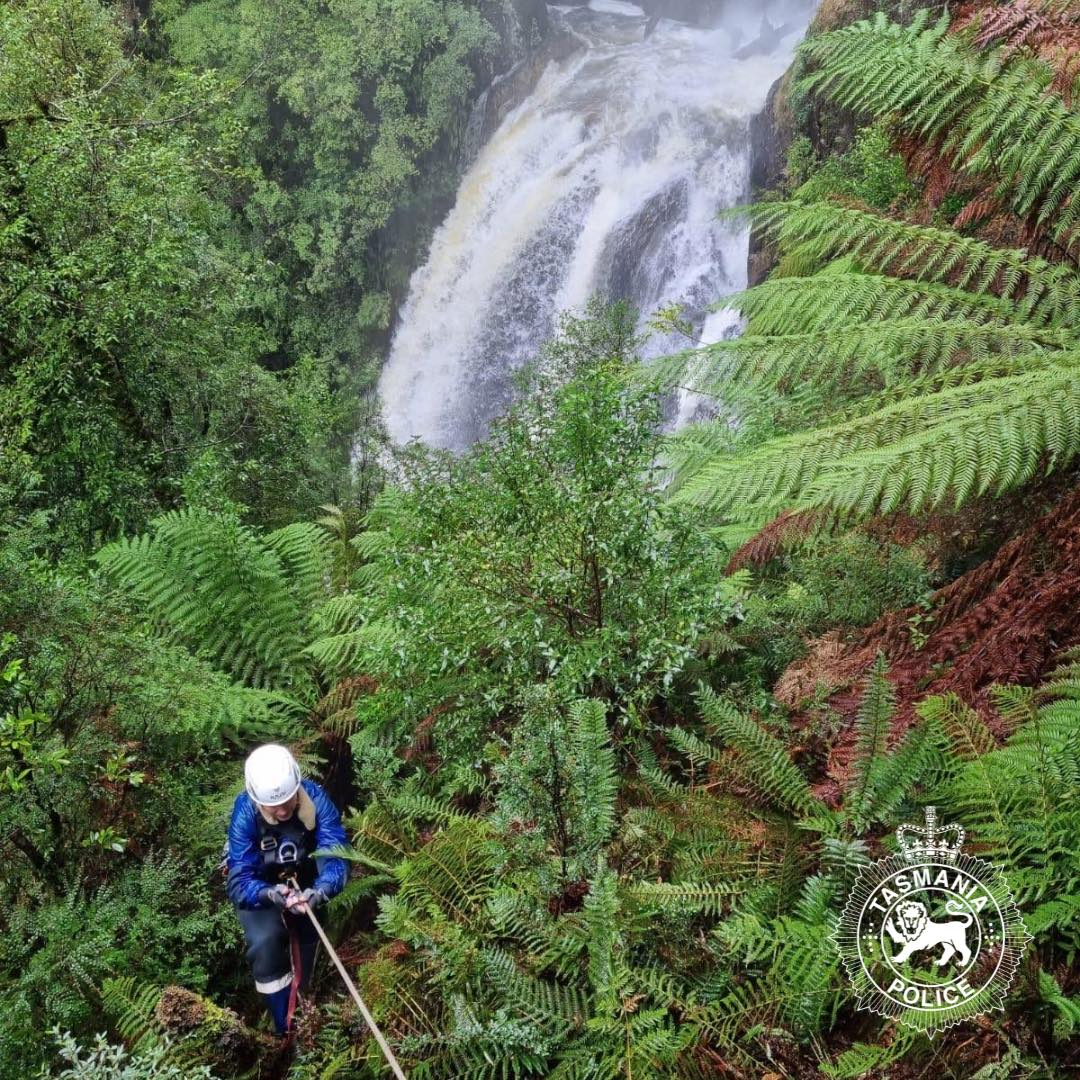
156, 986, 270, 1076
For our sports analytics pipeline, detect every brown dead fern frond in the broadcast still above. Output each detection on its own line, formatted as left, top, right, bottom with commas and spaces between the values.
725, 509, 825, 573
954, 0, 1080, 101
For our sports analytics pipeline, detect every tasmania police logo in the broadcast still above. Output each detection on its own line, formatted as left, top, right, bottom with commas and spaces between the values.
835, 807, 1029, 1034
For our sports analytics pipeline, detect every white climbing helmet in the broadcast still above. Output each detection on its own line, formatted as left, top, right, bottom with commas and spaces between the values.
244, 744, 302, 806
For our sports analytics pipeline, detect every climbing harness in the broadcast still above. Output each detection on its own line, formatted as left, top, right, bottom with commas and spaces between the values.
286, 876, 407, 1079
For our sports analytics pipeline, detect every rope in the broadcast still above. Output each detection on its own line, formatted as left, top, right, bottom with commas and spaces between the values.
287, 877, 408, 1079
284, 916, 303, 1040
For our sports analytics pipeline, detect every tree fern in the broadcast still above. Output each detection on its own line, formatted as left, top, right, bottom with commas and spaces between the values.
96, 508, 320, 697
302, 621, 398, 685
718, 268, 1031, 336
262, 520, 334, 616
650, 7, 1080, 550
800, 10, 1080, 246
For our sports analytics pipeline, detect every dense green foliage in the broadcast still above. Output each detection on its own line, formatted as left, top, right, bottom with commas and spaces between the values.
7, 0, 1080, 1076
0, 0, 348, 547
0, 518, 244, 1075
656, 7, 1080, 556
1, 0, 504, 548
343, 306, 748, 790
160, 0, 499, 368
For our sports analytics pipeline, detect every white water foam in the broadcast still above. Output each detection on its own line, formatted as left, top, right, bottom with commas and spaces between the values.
379, 0, 817, 449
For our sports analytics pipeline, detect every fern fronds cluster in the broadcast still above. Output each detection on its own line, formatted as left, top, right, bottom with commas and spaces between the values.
96, 508, 328, 696
653, 6, 1080, 542
801, 10, 1080, 244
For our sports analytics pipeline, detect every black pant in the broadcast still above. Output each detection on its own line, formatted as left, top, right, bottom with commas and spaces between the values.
235, 904, 319, 994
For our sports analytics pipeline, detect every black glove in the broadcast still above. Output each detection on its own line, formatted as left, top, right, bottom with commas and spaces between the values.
300, 887, 327, 910
262, 884, 290, 910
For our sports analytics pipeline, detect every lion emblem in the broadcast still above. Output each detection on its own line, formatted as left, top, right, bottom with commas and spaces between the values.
885, 900, 973, 967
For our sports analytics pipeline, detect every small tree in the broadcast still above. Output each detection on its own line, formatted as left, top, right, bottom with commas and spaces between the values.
349, 303, 748, 792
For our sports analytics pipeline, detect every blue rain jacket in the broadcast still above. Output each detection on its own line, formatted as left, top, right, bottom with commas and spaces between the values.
226, 778, 348, 909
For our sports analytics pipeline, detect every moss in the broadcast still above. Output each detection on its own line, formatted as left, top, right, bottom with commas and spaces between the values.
155, 987, 266, 1076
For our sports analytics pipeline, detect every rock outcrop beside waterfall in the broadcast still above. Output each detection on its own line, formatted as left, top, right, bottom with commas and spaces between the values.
479, 0, 555, 78
747, 0, 942, 284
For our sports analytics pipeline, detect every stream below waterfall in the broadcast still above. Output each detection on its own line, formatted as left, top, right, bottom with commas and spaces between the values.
378, 0, 817, 450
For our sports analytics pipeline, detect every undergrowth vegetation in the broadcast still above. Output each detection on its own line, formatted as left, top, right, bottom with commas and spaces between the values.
6, 0, 1080, 1077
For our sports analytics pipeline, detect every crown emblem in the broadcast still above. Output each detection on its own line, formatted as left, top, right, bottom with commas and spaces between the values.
895, 806, 964, 864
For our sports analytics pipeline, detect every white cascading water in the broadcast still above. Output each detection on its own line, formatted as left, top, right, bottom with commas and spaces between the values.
379, 0, 818, 450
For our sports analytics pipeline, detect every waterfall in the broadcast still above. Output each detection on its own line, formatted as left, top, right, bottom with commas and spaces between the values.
379, 0, 817, 450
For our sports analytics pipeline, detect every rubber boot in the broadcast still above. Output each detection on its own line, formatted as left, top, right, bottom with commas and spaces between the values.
262, 982, 293, 1035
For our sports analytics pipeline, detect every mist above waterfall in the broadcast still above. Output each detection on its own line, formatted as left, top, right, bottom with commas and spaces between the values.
379, 0, 818, 450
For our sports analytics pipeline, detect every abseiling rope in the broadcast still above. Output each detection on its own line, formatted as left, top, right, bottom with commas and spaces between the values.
288, 879, 408, 1079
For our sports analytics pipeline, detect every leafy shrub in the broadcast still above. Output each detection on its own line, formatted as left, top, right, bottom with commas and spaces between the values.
45, 1029, 217, 1079
347, 304, 748, 791
791, 124, 915, 210
0, 855, 238, 1077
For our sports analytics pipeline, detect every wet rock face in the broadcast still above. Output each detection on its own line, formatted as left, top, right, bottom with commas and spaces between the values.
750, 73, 792, 197
599, 179, 690, 303
467, 24, 583, 159
478, 0, 553, 77
747, 71, 794, 286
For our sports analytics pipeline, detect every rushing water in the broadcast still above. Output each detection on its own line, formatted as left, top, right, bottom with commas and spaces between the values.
379, 0, 817, 450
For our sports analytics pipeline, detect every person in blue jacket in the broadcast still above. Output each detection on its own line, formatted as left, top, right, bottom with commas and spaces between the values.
226, 743, 348, 1035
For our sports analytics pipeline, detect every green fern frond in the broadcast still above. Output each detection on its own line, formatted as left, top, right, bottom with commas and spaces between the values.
820, 1031, 919, 1079
832, 348, 1073, 419
394, 820, 499, 929
850, 720, 940, 829
845, 655, 894, 830
567, 698, 618, 848
1037, 970, 1080, 1039
670, 364, 1080, 523
624, 880, 745, 918
100, 977, 164, 1056
722, 269, 1028, 336
310, 592, 364, 637
688, 687, 817, 815
96, 508, 317, 697
303, 621, 398, 682
481, 947, 587, 1031
656, 319, 1069, 404
263, 521, 334, 612
741, 202, 1080, 320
